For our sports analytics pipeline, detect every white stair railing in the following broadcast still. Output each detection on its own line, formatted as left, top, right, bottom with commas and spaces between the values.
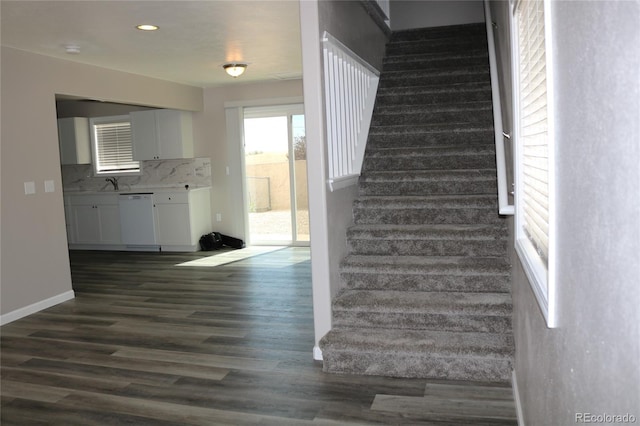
322, 31, 380, 192
484, 1, 515, 215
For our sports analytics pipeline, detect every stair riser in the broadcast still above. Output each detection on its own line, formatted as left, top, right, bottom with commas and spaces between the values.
386, 40, 487, 56
379, 73, 490, 89
383, 55, 488, 72
347, 239, 507, 257
371, 109, 493, 127
341, 272, 510, 293
367, 131, 494, 149
358, 180, 497, 196
353, 208, 503, 225
321, 352, 512, 382
375, 90, 492, 106
374, 102, 492, 115
390, 25, 487, 43
333, 312, 512, 334
389, 31, 487, 44
363, 155, 496, 171
369, 122, 493, 135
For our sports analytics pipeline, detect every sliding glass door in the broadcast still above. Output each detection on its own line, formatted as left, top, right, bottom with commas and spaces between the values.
243, 105, 308, 245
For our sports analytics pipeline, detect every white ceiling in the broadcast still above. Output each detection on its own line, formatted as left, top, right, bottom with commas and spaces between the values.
0, 0, 303, 88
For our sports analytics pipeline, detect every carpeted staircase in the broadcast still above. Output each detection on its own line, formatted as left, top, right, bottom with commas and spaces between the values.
319, 23, 514, 383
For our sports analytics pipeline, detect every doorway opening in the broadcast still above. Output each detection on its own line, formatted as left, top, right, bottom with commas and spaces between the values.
243, 105, 308, 245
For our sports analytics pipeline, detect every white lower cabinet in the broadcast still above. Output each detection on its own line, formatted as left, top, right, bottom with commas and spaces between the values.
68, 194, 121, 245
66, 188, 211, 251
155, 203, 191, 246
154, 188, 211, 251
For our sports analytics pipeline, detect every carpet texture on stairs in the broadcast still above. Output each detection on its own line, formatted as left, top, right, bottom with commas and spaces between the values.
319, 23, 514, 383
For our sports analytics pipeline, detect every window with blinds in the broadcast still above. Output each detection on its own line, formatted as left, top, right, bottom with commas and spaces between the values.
91, 116, 140, 174
518, 0, 549, 264
512, 0, 556, 327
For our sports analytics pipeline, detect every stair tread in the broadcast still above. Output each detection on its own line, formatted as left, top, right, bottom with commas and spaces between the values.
342, 254, 510, 273
374, 101, 492, 114
366, 145, 495, 154
348, 223, 507, 237
321, 328, 513, 358
384, 50, 487, 63
361, 170, 496, 181
334, 290, 512, 313
369, 124, 494, 134
378, 81, 490, 94
355, 194, 499, 206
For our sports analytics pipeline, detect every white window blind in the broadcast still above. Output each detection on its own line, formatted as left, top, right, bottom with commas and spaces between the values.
92, 117, 140, 174
517, 0, 549, 264
512, 0, 556, 327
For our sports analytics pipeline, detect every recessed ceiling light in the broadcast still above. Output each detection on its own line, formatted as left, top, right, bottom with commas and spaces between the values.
136, 24, 159, 31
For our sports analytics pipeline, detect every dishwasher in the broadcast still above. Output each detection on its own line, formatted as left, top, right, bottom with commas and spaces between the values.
118, 193, 158, 248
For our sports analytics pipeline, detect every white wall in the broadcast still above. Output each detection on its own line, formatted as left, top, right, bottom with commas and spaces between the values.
0, 47, 203, 321
391, 0, 485, 30
490, 1, 640, 423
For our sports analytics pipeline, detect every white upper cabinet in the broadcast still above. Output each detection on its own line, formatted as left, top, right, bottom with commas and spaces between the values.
57, 117, 92, 165
131, 109, 194, 160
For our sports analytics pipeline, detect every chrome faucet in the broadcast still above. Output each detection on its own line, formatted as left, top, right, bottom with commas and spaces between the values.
105, 177, 119, 191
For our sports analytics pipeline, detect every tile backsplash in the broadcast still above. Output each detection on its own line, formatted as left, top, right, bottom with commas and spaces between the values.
62, 157, 212, 192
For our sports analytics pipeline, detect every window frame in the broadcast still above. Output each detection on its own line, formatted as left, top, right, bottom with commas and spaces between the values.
89, 115, 141, 176
510, 0, 557, 327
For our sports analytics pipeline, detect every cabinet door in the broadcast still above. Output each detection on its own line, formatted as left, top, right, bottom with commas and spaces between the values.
155, 203, 192, 245
98, 205, 122, 244
73, 205, 101, 243
156, 110, 193, 159
131, 110, 159, 160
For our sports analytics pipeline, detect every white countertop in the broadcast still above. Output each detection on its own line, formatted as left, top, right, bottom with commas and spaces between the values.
63, 186, 211, 196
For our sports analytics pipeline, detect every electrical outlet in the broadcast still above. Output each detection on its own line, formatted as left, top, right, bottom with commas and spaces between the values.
216, 213, 222, 222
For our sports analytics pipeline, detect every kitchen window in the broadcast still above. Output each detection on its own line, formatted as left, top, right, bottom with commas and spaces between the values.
90, 115, 141, 175
511, 0, 557, 327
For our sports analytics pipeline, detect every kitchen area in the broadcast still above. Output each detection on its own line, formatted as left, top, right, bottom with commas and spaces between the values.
57, 99, 213, 252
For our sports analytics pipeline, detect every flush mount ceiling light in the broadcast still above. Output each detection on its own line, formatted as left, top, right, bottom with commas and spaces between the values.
223, 63, 247, 78
136, 24, 159, 31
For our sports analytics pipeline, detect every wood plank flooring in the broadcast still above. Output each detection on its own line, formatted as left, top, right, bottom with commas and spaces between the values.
1, 248, 517, 425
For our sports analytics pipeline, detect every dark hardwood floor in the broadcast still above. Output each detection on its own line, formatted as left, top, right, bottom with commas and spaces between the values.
1, 248, 517, 425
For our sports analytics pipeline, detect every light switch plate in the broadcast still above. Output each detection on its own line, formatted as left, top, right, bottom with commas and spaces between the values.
24, 181, 36, 195
44, 180, 55, 193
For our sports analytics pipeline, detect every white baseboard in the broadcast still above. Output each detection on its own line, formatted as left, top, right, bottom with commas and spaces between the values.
512, 369, 525, 426
313, 345, 323, 361
0, 290, 75, 326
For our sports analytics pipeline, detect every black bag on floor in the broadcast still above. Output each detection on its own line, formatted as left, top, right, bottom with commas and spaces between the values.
221, 234, 245, 249
199, 232, 223, 251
